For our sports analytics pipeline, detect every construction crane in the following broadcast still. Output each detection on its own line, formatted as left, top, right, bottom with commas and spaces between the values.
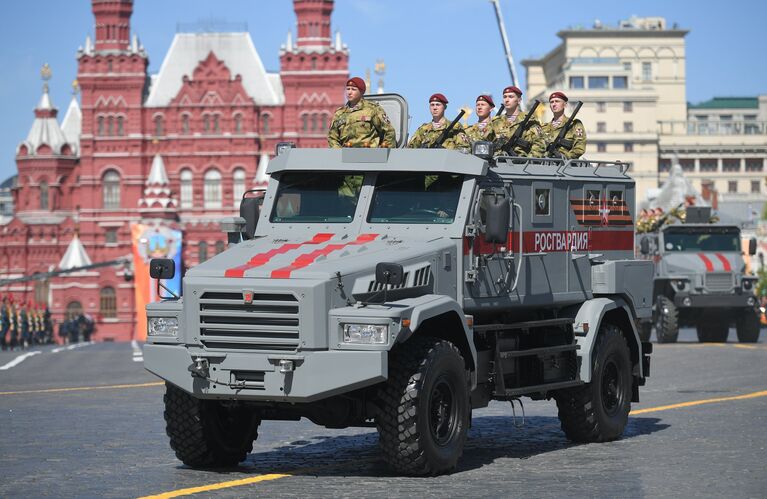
490, 0, 524, 108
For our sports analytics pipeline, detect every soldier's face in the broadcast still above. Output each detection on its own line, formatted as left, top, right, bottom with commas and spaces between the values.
346, 85, 362, 104
475, 101, 492, 120
503, 92, 520, 111
549, 98, 566, 114
429, 101, 445, 120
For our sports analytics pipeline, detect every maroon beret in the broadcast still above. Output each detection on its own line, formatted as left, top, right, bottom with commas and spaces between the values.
503, 86, 522, 96
476, 94, 495, 107
346, 77, 366, 94
429, 93, 448, 105
549, 91, 568, 102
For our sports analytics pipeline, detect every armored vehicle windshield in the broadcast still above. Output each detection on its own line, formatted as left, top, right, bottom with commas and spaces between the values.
271, 172, 364, 223
368, 172, 463, 224
663, 226, 740, 252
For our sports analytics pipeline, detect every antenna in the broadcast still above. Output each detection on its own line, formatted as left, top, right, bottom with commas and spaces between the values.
489, 0, 524, 108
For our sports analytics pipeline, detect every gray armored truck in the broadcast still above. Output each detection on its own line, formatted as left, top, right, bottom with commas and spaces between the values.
637, 207, 760, 344
144, 95, 653, 475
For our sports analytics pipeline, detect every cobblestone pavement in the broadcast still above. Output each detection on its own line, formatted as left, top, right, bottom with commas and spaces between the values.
0, 328, 765, 498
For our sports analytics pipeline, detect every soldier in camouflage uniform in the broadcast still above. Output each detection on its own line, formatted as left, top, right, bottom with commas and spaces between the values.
541, 92, 586, 159
492, 86, 546, 157
407, 93, 467, 149
461, 95, 504, 151
328, 77, 397, 148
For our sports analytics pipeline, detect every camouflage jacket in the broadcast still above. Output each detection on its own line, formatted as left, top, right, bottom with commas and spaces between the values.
491, 111, 547, 157
459, 120, 506, 151
541, 116, 587, 159
328, 99, 397, 148
407, 117, 467, 150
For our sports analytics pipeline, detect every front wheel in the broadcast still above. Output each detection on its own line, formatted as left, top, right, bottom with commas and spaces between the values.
376, 336, 470, 476
164, 382, 260, 468
736, 310, 761, 343
554, 323, 632, 442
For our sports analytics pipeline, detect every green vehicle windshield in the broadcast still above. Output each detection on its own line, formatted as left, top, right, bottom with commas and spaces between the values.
271, 172, 364, 223
663, 228, 740, 252
368, 172, 463, 224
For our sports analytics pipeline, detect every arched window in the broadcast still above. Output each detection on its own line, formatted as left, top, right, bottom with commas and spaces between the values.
97, 116, 104, 136
232, 168, 246, 207
262, 114, 270, 134
107, 116, 114, 136
181, 114, 190, 134
213, 114, 220, 133
116, 116, 124, 136
34, 280, 50, 306
302, 114, 309, 132
203, 114, 210, 133
154, 115, 164, 136
215, 240, 225, 255
234, 114, 242, 134
199, 241, 208, 263
103, 170, 121, 209
66, 301, 83, 321
311, 113, 318, 131
203, 169, 222, 209
321, 114, 329, 131
180, 169, 193, 209
40, 181, 49, 210
100, 287, 117, 318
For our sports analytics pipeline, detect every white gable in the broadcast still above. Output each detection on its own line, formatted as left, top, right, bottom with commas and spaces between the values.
145, 32, 285, 107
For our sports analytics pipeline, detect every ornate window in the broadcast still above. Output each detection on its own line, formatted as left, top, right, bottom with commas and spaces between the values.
66, 301, 83, 321
262, 114, 270, 134
181, 114, 190, 134
116, 116, 124, 136
311, 113, 318, 131
234, 114, 243, 133
97, 116, 104, 136
154, 115, 164, 136
215, 240, 225, 255
213, 114, 220, 133
204, 169, 222, 209
100, 287, 117, 318
302, 114, 309, 131
199, 241, 208, 263
40, 181, 49, 210
232, 168, 246, 207
321, 113, 329, 131
34, 280, 49, 306
103, 170, 121, 209
203, 114, 210, 133
180, 169, 193, 209
107, 116, 114, 136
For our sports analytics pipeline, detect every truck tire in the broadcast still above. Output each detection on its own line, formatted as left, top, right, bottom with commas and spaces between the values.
376, 336, 470, 476
696, 318, 729, 343
736, 310, 761, 343
655, 296, 678, 343
554, 323, 632, 442
638, 321, 652, 342
164, 382, 260, 468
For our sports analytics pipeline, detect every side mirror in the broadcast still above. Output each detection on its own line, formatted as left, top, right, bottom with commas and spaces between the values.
483, 192, 510, 244
749, 237, 757, 256
150, 258, 175, 279
640, 236, 650, 255
240, 194, 264, 240
375, 262, 405, 287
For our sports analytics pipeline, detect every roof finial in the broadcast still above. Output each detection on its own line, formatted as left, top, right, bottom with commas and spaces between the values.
40, 63, 52, 94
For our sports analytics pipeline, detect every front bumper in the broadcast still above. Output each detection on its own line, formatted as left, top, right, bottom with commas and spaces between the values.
144, 344, 387, 402
673, 293, 756, 309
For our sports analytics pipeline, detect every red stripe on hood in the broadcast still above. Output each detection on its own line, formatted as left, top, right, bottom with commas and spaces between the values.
270, 233, 379, 279
224, 233, 334, 278
715, 253, 732, 272
698, 253, 714, 272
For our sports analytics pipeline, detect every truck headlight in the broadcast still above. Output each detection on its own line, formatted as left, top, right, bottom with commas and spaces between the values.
743, 279, 753, 290
148, 317, 179, 337
342, 324, 387, 344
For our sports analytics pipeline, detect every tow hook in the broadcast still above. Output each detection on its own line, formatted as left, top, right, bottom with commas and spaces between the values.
188, 357, 210, 378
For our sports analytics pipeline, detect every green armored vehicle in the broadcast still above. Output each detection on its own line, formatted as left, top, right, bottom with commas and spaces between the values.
637, 207, 760, 343
144, 95, 653, 475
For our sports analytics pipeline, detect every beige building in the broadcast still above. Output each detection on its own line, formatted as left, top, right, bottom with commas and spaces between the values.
522, 16, 767, 219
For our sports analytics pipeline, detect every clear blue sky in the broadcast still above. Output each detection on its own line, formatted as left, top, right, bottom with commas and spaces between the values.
1, 0, 765, 181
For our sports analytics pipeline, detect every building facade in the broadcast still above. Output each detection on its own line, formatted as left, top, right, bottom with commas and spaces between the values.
1, 0, 350, 341
522, 16, 767, 212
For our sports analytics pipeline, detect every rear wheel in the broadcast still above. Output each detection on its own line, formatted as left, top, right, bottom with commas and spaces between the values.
164, 382, 260, 468
696, 317, 729, 343
655, 296, 678, 343
736, 310, 760, 343
376, 336, 470, 476
554, 323, 632, 442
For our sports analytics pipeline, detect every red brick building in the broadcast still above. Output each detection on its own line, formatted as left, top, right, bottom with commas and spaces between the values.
2, 0, 350, 341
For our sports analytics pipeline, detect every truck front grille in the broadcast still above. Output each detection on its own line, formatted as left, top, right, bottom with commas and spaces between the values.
198, 291, 300, 351
705, 273, 733, 292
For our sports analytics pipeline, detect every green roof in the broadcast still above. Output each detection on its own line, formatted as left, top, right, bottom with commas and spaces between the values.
688, 97, 758, 110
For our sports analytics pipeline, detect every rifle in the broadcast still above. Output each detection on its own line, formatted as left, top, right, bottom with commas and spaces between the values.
431, 109, 466, 148
495, 104, 505, 117
545, 100, 583, 157
501, 100, 541, 155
